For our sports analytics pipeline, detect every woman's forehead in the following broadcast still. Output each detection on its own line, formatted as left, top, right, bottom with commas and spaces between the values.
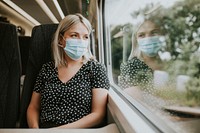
65, 23, 89, 35
137, 20, 159, 33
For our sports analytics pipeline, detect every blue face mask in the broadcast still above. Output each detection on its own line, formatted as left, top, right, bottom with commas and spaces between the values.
137, 36, 164, 57
64, 39, 88, 60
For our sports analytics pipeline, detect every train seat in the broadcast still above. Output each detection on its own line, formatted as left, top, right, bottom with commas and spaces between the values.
18, 36, 31, 76
0, 22, 21, 127
18, 36, 31, 97
19, 24, 58, 128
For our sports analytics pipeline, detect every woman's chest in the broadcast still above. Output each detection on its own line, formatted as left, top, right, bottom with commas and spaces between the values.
41, 71, 92, 101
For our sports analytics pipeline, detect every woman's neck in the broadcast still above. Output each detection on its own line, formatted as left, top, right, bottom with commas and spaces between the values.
64, 55, 83, 67
143, 55, 156, 62
142, 55, 162, 70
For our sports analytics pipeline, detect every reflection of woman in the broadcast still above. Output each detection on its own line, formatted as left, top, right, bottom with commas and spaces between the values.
119, 20, 165, 91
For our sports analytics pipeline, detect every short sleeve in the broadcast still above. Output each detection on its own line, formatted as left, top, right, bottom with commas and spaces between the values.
33, 64, 47, 93
90, 61, 110, 90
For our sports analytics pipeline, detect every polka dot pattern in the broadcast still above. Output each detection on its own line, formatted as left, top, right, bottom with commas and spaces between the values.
33, 60, 110, 126
118, 57, 153, 90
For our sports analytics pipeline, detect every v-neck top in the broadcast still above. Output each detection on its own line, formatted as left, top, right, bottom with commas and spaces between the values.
118, 57, 153, 90
33, 60, 110, 127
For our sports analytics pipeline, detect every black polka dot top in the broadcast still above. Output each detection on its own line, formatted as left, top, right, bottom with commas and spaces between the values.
33, 60, 110, 127
118, 57, 153, 90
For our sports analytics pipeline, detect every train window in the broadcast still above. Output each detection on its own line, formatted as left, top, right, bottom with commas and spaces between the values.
104, 0, 200, 132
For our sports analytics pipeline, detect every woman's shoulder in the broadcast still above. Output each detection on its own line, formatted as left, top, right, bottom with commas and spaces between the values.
121, 57, 144, 67
87, 59, 106, 70
42, 61, 54, 68
40, 61, 55, 72
120, 57, 152, 73
128, 57, 144, 63
38, 61, 56, 78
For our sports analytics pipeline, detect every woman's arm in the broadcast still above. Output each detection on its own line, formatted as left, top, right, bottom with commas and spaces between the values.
57, 88, 108, 128
27, 92, 41, 128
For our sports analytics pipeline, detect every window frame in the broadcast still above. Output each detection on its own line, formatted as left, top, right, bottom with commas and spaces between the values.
100, 0, 178, 132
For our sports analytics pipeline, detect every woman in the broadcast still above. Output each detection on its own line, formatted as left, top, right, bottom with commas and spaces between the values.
27, 14, 109, 128
119, 19, 165, 95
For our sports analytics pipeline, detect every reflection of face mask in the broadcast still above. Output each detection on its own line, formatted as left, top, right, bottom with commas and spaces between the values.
64, 39, 88, 60
138, 36, 164, 57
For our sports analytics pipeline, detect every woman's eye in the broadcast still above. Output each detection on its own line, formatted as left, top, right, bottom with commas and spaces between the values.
71, 34, 78, 38
84, 36, 89, 40
151, 30, 160, 36
137, 34, 145, 38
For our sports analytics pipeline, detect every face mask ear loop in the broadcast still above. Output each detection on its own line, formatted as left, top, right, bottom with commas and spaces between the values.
57, 43, 63, 47
61, 35, 66, 41
57, 34, 66, 48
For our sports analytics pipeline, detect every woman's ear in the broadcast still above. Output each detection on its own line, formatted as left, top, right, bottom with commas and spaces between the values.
58, 35, 65, 47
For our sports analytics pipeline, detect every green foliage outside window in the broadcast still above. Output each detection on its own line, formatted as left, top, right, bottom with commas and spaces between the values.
160, 0, 200, 106
111, 0, 200, 106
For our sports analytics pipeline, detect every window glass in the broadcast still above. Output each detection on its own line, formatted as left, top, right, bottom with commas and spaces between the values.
104, 0, 200, 132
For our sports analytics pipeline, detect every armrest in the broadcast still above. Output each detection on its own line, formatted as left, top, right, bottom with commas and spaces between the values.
0, 124, 119, 133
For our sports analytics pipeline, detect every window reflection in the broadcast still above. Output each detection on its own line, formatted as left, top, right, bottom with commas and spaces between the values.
106, 0, 200, 132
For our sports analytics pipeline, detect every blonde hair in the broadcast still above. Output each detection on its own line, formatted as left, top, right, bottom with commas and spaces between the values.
52, 13, 94, 67
128, 4, 165, 60
128, 28, 142, 60
128, 21, 147, 60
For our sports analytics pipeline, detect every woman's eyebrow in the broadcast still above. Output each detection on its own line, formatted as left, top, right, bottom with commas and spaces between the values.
69, 32, 88, 35
151, 28, 160, 32
137, 31, 144, 34
69, 32, 78, 34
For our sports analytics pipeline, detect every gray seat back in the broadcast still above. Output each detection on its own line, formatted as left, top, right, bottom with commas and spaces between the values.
0, 22, 21, 128
19, 24, 58, 128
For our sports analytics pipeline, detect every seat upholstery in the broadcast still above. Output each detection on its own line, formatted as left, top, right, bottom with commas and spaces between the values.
18, 36, 31, 75
0, 22, 21, 127
19, 24, 58, 128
